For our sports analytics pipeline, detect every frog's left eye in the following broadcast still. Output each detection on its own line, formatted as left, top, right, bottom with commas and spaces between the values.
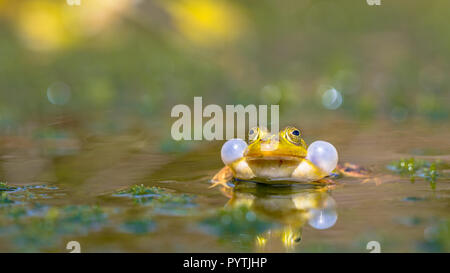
248, 127, 260, 143
286, 127, 302, 145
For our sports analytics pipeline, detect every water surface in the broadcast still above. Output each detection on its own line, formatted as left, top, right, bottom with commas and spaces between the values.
0, 121, 449, 252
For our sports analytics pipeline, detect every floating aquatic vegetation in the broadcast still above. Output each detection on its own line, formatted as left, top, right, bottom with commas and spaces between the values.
201, 205, 277, 249
387, 158, 445, 189
0, 183, 60, 205
0, 182, 57, 193
116, 184, 165, 196
402, 196, 426, 202
12, 189, 39, 201
0, 205, 108, 251
0, 192, 14, 205
120, 219, 156, 235
0, 195, 159, 251
56, 205, 107, 232
114, 184, 196, 209
0, 182, 17, 192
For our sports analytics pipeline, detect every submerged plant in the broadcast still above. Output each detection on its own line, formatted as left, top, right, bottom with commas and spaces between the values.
387, 158, 445, 189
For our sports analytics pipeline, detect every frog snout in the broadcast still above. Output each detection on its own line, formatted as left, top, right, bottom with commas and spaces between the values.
260, 135, 279, 152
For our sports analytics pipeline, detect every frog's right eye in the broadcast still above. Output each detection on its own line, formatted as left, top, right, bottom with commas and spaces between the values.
248, 127, 260, 143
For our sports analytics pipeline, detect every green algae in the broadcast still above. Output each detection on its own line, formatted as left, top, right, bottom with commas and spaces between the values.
116, 184, 166, 196
0, 182, 17, 192
114, 184, 195, 208
120, 219, 156, 235
387, 158, 446, 189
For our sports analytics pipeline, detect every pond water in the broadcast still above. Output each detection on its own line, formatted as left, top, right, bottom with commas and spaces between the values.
0, 120, 449, 252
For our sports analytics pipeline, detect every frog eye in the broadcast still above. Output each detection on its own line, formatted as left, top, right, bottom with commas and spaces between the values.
286, 127, 302, 145
248, 127, 260, 143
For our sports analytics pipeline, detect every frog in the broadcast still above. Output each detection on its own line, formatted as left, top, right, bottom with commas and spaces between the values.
211, 126, 340, 188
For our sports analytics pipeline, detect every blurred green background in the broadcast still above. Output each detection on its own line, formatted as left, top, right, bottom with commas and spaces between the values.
0, 0, 448, 135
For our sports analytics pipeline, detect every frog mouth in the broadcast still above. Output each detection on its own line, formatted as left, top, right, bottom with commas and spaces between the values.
246, 155, 304, 161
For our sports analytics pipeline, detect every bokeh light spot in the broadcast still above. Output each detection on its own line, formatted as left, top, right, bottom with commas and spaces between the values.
261, 85, 282, 104
322, 87, 343, 110
164, 0, 244, 47
47, 82, 71, 105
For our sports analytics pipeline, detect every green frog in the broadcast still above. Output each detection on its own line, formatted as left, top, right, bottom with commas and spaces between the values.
211, 126, 339, 187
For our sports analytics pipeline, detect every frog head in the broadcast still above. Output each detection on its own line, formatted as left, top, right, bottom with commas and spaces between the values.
245, 126, 307, 161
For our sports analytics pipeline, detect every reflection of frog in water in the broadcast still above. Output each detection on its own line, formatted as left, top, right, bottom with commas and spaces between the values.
219, 182, 337, 251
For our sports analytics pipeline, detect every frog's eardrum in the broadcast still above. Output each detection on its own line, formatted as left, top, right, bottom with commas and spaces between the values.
306, 141, 338, 174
